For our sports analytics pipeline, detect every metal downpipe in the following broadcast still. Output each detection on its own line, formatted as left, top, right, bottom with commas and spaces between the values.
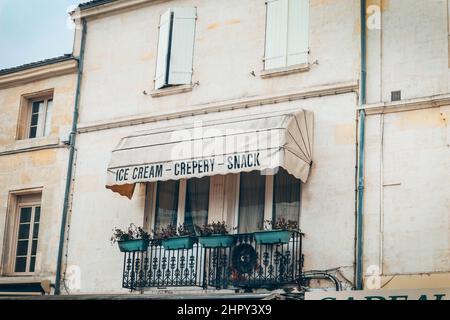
355, 0, 367, 291
54, 18, 87, 295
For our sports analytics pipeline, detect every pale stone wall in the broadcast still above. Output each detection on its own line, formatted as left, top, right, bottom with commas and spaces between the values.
64, 0, 450, 294
65, 0, 361, 294
77, 0, 360, 124
364, 0, 450, 289
364, 108, 450, 286
68, 93, 358, 294
366, 0, 449, 104
0, 72, 76, 280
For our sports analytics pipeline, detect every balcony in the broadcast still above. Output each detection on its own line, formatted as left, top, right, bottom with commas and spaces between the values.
122, 231, 303, 292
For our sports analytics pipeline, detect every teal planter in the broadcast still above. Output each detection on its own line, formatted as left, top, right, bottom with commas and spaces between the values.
162, 236, 196, 250
118, 239, 150, 252
199, 234, 235, 248
254, 230, 291, 244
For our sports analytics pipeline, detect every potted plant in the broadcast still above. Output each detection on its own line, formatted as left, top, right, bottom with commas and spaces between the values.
254, 217, 299, 245
111, 224, 150, 252
154, 224, 196, 250
195, 221, 235, 248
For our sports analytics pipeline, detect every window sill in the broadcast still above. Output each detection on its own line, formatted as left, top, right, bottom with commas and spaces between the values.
260, 63, 310, 79
0, 136, 61, 155
150, 84, 193, 98
0, 277, 52, 295
0, 275, 39, 282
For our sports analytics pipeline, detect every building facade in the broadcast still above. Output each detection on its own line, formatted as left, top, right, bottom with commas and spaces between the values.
363, 0, 450, 290
65, 0, 359, 295
0, 56, 78, 292
0, 0, 449, 298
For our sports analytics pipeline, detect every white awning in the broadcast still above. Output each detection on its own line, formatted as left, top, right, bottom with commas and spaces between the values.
106, 107, 314, 199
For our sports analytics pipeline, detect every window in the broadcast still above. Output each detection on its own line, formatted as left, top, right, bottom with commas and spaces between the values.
155, 7, 197, 90
272, 168, 301, 223
17, 91, 54, 140
184, 177, 210, 232
153, 177, 210, 232
237, 168, 301, 233
264, 0, 310, 70
149, 170, 300, 234
238, 171, 266, 233
154, 180, 179, 231
3, 192, 42, 275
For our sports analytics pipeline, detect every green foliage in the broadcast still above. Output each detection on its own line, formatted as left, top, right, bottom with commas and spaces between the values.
263, 217, 299, 232
195, 221, 235, 236
152, 223, 195, 240
110, 223, 150, 245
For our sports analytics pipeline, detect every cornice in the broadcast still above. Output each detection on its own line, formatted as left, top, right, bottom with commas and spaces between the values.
0, 60, 78, 89
78, 81, 359, 133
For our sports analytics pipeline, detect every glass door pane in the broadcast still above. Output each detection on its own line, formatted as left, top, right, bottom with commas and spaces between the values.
185, 177, 210, 233
238, 171, 265, 233
15, 207, 32, 273
43, 100, 53, 136
29, 101, 43, 138
154, 180, 179, 231
30, 206, 40, 273
273, 168, 301, 223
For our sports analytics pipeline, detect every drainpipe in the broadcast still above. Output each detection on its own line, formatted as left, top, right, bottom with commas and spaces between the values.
54, 18, 87, 295
355, 0, 367, 291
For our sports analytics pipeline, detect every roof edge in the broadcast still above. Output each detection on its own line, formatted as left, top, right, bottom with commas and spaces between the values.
72, 0, 161, 20
78, 0, 118, 11
0, 54, 76, 77
0, 56, 78, 89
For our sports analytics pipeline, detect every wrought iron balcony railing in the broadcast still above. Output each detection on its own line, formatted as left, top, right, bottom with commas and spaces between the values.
122, 231, 303, 291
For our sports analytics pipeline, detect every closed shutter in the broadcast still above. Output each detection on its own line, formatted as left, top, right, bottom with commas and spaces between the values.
168, 7, 197, 85
287, 0, 309, 65
264, 0, 289, 70
155, 9, 172, 89
264, 0, 310, 70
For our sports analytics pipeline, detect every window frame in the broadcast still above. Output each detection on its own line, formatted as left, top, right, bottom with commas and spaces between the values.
25, 98, 53, 139
147, 178, 212, 232
145, 172, 301, 234
2, 189, 42, 276
153, 7, 198, 91
263, 0, 311, 72
16, 90, 54, 141
13, 202, 40, 275
235, 171, 301, 233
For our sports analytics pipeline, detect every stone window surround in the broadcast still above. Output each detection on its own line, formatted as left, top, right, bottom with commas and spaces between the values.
16, 89, 54, 141
1, 188, 43, 277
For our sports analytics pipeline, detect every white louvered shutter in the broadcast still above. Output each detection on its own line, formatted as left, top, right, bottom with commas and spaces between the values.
264, 0, 289, 70
287, 0, 310, 65
168, 7, 197, 85
155, 9, 172, 89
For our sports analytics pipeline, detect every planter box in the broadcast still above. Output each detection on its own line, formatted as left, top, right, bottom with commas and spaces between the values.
118, 239, 150, 252
199, 234, 235, 248
162, 236, 196, 250
254, 230, 291, 244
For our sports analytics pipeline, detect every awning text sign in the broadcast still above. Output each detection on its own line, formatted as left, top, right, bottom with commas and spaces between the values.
305, 288, 450, 300
113, 152, 263, 184
106, 108, 314, 198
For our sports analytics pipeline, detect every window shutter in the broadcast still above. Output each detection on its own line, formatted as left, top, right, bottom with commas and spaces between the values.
264, 0, 289, 70
155, 9, 172, 89
168, 7, 197, 85
287, 0, 309, 66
